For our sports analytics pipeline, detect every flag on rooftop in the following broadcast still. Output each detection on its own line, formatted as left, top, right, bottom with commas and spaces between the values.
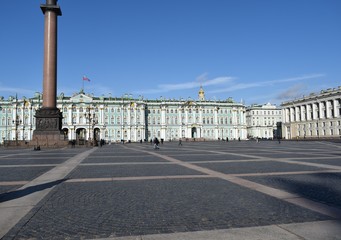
82, 75, 90, 81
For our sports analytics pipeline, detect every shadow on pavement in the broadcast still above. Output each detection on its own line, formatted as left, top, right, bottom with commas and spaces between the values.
0, 179, 67, 203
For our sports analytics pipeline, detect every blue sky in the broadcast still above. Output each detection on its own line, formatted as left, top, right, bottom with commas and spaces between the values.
1, 0, 340, 106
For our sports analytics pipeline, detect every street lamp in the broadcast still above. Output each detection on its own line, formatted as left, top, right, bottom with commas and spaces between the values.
121, 93, 131, 143
85, 106, 98, 145
12, 117, 22, 145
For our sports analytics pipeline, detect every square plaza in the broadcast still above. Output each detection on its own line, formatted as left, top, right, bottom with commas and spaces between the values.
1, 140, 341, 239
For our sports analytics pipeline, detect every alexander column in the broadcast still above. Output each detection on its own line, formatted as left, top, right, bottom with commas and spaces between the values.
32, 0, 66, 147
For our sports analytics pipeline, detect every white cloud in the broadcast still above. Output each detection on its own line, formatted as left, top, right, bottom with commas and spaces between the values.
133, 75, 234, 95
277, 83, 307, 100
0, 85, 35, 98
208, 73, 325, 94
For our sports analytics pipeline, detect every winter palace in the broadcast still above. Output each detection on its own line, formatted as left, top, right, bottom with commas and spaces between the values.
0, 87, 247, 144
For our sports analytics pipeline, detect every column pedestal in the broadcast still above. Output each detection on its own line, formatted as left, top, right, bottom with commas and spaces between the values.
32, 108, 68, 147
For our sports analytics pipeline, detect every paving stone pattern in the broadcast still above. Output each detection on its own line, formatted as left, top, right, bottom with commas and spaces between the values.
195, 161, 326, 174
6, 179, 330, 239
1, 141, 341, 239
244, 173, 341, 208
68, 164, 205, 178
0, 166, 54, 182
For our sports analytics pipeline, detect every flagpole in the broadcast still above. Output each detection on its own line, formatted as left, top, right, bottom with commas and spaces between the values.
82, 77, 84, 92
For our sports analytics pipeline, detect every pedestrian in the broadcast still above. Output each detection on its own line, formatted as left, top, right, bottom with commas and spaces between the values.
154, 137, 160, 149
178, 139, 182, 146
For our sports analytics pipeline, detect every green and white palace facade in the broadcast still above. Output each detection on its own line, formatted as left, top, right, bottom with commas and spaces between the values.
0, 88, 247, 144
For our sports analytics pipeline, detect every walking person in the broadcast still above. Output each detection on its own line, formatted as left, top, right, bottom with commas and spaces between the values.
154, 137, 160, 149
178, 139, 182, 146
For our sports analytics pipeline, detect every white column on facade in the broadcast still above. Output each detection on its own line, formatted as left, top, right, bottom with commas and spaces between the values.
161, 107, 166, 140
300, 105, 305, 121
99, 105, 104, 124
68, 106, 72, 125
240, 109, 244, 124
199, 107, 203, 125
326, 100, 332, 119
312, 103, 318, 120
178, 106, 182, 139
319, 101, 324, 119
127, 106, 131, 140
121, 104, 125, 140
283, 108, 288, 123
334, 99, 339, 118
289, 107, 295, 122
161, 106, 165, 125
286, 108, 290, 122
134, 107, 138, 141
141, 107, 145, 140
306, 105, 310, 121
295, 106, 300, 122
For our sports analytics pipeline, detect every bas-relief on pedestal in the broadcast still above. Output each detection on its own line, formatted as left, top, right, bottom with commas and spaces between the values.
32, 108, 67, 147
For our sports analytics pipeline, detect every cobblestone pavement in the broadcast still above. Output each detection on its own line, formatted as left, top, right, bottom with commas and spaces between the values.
0, 141, 341, 239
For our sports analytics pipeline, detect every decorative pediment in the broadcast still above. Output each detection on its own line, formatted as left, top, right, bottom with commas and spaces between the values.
183, 100, 197, 106
70, 93, 93, 103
